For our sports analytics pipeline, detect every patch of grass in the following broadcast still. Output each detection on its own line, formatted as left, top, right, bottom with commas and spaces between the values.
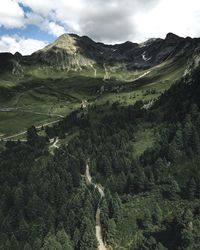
133, 124, 156, 156
0, 111, 58, 136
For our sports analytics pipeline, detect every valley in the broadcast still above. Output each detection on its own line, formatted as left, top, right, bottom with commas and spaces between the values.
0, 55, 186, 139
0, 32, 200, 250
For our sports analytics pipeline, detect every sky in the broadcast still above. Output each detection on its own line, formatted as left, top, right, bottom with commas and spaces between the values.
0, 0, 200, 55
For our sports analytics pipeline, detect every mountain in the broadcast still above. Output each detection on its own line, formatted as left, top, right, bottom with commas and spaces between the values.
32, 34, 98, 70
1, 32, 200, 74
32, 32, 200, 70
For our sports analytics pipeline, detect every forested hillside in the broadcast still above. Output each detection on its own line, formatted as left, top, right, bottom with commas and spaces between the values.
0, 64, 200, 249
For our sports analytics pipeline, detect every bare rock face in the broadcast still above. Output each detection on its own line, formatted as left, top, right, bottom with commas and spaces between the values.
184, 47, 200, 76
32, 34, 97, 70
12, 61, 23, 76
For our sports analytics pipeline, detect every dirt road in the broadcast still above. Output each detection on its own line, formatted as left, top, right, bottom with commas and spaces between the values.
85, 164, 107, 250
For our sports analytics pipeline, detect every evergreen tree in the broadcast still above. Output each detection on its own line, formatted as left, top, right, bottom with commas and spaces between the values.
174, 125, 184, 150
10, 235, 19, 250
42, 233, 62, 250
152, 204, 163, 225
18, 218, 29, 241
56, 229, 73, 250
14, 186, 24, 210
4, 240, 10, 250
186, 177, 197, 200
79, 227, 97, 250
110, 193, 122, 222
183, 115, 194, 156
191, 129, 200, 154
73, 228, 80, 250
166, 180, 180, 200
141, 210, 152, 229
107, 219, 116, 245
33, 238, 41, 250
27, 126, 38, 144
101, 199, 109, 228
23, 243, 32, 250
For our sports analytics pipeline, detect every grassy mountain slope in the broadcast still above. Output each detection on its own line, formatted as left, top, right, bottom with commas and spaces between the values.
0, 55, 187, 138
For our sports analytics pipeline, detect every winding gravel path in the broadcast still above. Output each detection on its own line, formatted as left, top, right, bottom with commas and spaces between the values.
85, 164, 107, 250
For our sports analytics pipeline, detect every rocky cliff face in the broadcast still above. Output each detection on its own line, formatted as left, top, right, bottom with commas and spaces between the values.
1, 33, 200, 73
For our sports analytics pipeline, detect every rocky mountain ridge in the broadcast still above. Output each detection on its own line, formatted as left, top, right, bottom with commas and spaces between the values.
1, 32, 200, 74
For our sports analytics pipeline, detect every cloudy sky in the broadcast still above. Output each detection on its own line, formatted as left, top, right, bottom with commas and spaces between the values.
0, 0, 200, 55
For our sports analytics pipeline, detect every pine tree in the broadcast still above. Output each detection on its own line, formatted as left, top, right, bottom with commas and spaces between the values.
107, 219, 116, 245
27, 125, 38, 144
101, 199, 109, 228
174, 125, 184, 150
42, 233, 62, 250
4, 240, 10, 250
192, 129, 200, 153
197, 173, 200, 199
187, 177, 197, 200
56, 229, 73, 250
190, 103, 199, 119
10, 234, 19, 250
23, 243, 32, 250
32, 238, 41, 250
18, 218, 29, 241
168, 141, 182, 163
156, 242, 167, 250
14, 186, 24, 210
142, 210, 152, 229
167, 179, 180, 200
79, 227, 97, 250
73, 228, 80, 249
180, 209, 194, 249
183, 209, 193, 225
152, 204, 163, 225
183, 115, 194, 156
0, 245, 5, 250
110, 193, 122, 222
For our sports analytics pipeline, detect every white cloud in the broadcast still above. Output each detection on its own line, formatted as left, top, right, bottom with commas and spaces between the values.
0, 35, 47, 55
1, 0, 200, 43
25, 12, 66, 37
0, 0, 66, 37
0, 0, 25, 28
47, 22, 66, 37
134, 0, 200, 42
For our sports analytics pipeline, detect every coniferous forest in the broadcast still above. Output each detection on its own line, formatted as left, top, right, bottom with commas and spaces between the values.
0, 64, 200, 249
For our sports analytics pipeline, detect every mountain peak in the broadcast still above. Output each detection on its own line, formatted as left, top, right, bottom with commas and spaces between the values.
41, 33, 81, 55
57, 33, 80, 41
165, 32, 183, 43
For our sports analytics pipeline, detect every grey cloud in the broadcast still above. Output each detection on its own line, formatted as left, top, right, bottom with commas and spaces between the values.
79, 8, 134, 43
77, 0, 160, 43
